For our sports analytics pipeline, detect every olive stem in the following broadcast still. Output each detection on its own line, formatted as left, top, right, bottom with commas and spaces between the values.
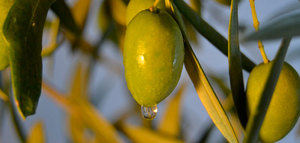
249, 0, 269, 63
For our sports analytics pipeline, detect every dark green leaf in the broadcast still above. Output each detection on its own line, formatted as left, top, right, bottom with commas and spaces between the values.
243, 38, 292, 143
244, 12, 300, 41
228, 0, 247, 128
3, 0, 55, 117
173, 0, 256, 72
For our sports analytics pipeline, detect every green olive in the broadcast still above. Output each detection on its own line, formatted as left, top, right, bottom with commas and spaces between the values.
124, 9, 184, 106
0, 0, 14, 70
126, 0, 165, 25
246, 62, 300, 142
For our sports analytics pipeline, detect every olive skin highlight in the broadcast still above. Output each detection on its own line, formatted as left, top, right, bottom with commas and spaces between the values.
246, 62, 300, 142
124, 9, 184, 107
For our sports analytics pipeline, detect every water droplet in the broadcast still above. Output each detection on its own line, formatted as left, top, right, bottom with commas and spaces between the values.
141, 105, 158, 120
32, 22, 36, 27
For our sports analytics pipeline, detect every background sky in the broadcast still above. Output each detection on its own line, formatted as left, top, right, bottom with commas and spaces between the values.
1, 0, 300, 142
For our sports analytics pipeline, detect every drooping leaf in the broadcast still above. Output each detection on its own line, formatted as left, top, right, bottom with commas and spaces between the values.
173, 0, 256, 72
3, 0, 55, 117
170, 3, 239, 143
244, 38, 292, 143
26, 121, 46, 143
157, 84, 186, 137
244, 12, 300, 41
117, 123, 183, 143
228, 0, 247, 128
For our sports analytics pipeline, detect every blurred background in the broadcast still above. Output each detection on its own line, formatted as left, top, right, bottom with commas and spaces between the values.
1, 0, 300, 142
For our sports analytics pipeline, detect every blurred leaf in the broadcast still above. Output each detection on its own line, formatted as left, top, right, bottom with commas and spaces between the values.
228, 0, 247, 128
68, 115, 87, 143
244, 38, 292, 143
0, 89, 8, 102
269, 3, 300, 19
214, 0, 231, 6
117, 123, 183, 143
209, 75, 231, 96
3, 0, 55, 118
244, 12, 300, 41
109, 0, 127, 26
157, 84, 186, 137
190, 0, 202, 15
26, 121, 45, 143
72, 0, 92, 29
51, 0, 81, 35
170, 3, 238, 143
173, 0, 256, 72
0, 0, 14, 71
196, 124, 214, 143
70, 62, 89, 99
42, 18, 62, 57
286, 48, 300, 61
42, 68, 121, 143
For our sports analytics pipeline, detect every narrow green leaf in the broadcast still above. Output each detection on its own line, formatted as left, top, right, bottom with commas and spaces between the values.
184, 41, 239, 143
173, 0, 256, 72
50, 0, 81, 35
228, 0, 248, 128
3, 0, 55, 117
170, 4, 239, 143
243, 38, 292, 143
244, 12, 300, 41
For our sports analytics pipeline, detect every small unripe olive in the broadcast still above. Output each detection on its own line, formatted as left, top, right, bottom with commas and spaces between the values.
124, 9, 184, 106
246, 62, 300, 142
0, 0, 14, 70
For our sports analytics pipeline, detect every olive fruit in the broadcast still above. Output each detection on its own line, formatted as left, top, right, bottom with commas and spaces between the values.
124, 9, 184, 107
246, 62, 300, 142
126, 0, 165, 25
0, 0, 14, 70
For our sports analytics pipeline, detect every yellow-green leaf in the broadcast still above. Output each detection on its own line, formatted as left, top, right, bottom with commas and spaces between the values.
72, 0, 92, 29
118, 123, 183, 143
170, 3, 239, 143
26, 121, 46, 143
42, 80, 121, 143
157, 84, 186, 137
